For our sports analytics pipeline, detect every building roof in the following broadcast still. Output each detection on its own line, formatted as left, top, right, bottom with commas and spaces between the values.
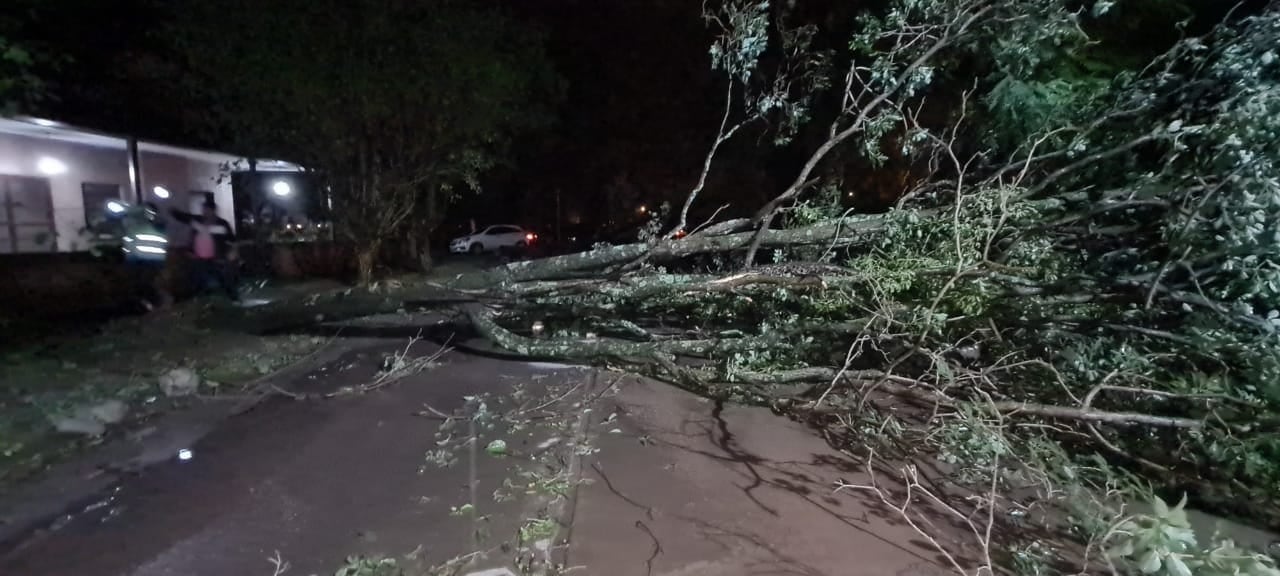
0, 116, 302, 171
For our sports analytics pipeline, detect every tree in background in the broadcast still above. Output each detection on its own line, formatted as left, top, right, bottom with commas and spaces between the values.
0, 5, 48, 114
173, 0, 561, 283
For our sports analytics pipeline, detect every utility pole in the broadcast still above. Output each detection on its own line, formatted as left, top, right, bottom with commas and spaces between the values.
127, 137, 143, 203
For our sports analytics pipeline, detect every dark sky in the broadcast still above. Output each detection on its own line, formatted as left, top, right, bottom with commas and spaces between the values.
7, 0, 1252, 233
10, 0, 759, 230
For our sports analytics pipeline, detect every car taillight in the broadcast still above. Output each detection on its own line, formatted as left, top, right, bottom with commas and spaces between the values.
526, 233, 535, 241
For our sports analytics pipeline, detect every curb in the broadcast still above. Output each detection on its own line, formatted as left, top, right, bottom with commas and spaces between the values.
546, 369, 603, 574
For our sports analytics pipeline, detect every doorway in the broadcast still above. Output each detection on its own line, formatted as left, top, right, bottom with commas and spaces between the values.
0, 175, 57, 254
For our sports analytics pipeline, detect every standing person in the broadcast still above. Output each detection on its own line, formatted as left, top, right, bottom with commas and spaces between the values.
119, 202, 171, 311
172, 200, 240, 302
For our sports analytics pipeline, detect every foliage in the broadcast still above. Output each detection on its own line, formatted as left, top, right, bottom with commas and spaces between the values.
705, 0, 830, 145
1108, 496, 1280, 576
0, 35, 39, 113
334, 556, 401, 576
172, 0, 562, 283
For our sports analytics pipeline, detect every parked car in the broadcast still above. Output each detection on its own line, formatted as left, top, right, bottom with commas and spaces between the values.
449, 225, 537, 254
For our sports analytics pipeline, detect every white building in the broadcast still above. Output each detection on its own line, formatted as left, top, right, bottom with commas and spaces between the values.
0, 116, 300, 254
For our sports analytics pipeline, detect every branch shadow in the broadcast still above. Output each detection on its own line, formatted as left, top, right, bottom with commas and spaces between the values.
623, 396, 954, 569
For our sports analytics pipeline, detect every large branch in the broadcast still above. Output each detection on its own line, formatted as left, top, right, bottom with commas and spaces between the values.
463, 304, 776, 359
452, 216, 886, 288
745, 367, 1214, 430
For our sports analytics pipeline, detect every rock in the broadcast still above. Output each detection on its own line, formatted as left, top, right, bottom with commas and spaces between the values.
51, 410, 106, 436
88, 399, 129, 424
50, 400, 127, 436
159, 368, 200, 397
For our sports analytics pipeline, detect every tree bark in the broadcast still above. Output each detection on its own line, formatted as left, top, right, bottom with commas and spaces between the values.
408, 234, 434, 273
356, 242, 380, 285
453, 216, 886, 288
418, 235, 434, 273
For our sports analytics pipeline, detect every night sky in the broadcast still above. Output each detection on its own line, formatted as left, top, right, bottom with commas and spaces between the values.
4, 1, 739, 228
4, 0, 1260, 235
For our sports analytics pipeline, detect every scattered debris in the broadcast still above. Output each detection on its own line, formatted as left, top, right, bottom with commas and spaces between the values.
49, 400, 130, 437
485, 439, 508, 456
158, 368, 200, 397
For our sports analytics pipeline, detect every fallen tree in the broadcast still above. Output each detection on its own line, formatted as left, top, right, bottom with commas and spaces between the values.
240, 1, 1280, 574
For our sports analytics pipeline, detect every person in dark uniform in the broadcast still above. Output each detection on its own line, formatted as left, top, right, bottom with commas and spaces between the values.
120, 202, 171, 311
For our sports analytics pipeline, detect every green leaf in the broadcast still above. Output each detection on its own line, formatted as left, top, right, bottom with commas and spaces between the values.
1139, 550, 1162, 574
1166, 494, 1190, 528
1152, 496, 1170, 519
1109, 536, 1136, 559
1165, 555, 1192, 576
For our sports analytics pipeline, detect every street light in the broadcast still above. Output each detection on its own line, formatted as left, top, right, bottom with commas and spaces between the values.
106, 201, 127, 214
272, 180, 292, 197
153, 186, 171, 199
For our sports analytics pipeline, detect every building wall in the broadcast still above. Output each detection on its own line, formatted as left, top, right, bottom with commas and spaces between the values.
0, 132, 234, 252
0, 132, 129, 252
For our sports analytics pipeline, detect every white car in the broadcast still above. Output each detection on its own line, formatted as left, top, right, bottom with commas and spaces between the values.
449, 225, 537, 254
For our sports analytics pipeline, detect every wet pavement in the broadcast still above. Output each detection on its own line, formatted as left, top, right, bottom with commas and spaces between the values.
569, 376, 947, 576
0, 346, 591, 576
1, 339, 960, 576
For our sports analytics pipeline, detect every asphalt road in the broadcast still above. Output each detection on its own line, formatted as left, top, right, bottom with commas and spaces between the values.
0, 347, 590, 576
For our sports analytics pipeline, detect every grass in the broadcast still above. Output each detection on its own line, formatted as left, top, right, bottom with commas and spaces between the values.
519, 517, 559, 543
0, 300, 325, 489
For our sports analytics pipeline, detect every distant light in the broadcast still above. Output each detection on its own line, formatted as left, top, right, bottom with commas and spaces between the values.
177, 448, 193, 461
271, 180, 292, 197
525, 233, 535, 242
106, 201, 127, 214
637, 205, 648, 214
31, 118, 59, 127
36, 157, 67, 175
152, 186, 171, 199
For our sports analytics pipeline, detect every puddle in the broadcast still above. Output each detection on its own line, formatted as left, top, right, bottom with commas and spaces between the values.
524, 361, 588, 371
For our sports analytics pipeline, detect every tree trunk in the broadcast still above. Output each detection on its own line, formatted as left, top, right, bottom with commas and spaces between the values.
418, 235, 433, 273
454, 215, 887, 288
356, 242, 379, 285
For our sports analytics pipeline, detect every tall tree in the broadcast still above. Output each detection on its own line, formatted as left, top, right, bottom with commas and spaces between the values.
173, 0, 561, 283
0, 3, 48, 114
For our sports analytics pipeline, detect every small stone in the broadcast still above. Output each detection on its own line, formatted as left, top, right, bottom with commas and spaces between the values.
159, 368, 200, 397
